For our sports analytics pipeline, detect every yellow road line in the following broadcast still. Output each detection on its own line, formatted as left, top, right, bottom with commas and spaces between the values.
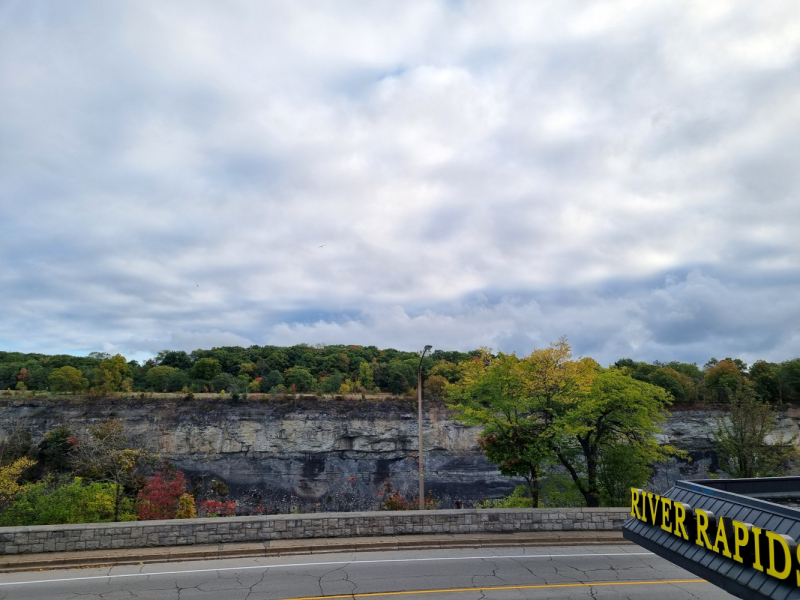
283, 579, 706, 600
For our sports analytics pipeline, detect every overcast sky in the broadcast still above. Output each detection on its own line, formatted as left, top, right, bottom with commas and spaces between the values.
1, 1, 799, 366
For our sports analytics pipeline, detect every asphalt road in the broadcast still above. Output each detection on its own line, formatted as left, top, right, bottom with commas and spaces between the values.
0, 545, 735, 600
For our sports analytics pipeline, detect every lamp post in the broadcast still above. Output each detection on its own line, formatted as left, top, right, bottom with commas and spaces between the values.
418, 344, 432, 510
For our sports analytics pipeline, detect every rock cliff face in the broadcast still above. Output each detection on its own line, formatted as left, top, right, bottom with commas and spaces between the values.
651, 407, 800, 489
0, 397, 501, 510
2, 397, 798, 509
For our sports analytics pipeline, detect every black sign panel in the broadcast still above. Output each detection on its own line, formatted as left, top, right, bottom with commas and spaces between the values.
623, 479, 800, 600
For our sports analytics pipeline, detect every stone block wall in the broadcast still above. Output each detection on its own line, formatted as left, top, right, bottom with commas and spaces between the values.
0, 508, 629, 554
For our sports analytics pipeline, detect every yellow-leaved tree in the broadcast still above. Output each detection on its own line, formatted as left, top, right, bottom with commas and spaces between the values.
93, 354, 133, 394
449, 339, 595, 506
450, 338, 677, 507
0, 457, 37, 509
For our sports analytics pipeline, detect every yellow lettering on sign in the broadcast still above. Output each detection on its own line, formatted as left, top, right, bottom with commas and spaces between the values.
673, 503, 692, 541
712, 518, 732, 558
630, 488, 641, 518
752, 527, 764, 572
795, 545, 800, 587
660, 497, 673, 533
647, 493, 660, 526
695, 509, 715, 550
732, 521, 751, 564
765, 532, 794, 580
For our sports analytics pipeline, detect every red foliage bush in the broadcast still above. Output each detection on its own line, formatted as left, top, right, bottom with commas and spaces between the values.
198, 500, 237, 517
137, 464, 187, 521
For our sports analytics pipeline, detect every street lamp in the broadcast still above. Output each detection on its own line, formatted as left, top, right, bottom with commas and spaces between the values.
418, 344, 432, 510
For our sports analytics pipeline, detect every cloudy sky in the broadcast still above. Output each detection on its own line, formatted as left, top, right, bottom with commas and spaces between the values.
1, 1, 799, 365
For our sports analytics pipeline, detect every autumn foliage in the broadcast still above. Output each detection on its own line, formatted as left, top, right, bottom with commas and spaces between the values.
136, 464, 187, 520
198, 499, 237, 517
378, 480, 437, 511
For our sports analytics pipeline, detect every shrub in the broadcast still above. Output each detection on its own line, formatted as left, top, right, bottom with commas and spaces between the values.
211, 478, 229, 496
198, 499, 236, 517
0, 457, 37, 507
136, 465, 187, 520
379, 480, 437, 510
0, 477, 136, 526
176, 493, 197, 519
477, 485, 534, 509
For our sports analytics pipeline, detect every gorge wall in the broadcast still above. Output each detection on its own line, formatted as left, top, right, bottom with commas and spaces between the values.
1, 396, 799, 510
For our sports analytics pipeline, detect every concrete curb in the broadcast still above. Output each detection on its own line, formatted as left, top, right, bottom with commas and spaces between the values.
0, 531, 629, 573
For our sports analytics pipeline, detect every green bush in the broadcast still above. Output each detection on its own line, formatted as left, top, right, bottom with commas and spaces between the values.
540, 472, 586, 507
0, 477, 137, 526
477, 486, 533, 508
478, 473, 588, 509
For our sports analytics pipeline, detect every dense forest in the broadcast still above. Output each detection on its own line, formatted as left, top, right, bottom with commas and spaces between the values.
1, 344, 799, 404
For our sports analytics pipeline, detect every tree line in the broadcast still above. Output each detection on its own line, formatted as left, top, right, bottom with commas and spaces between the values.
1, 345, 800, 403
0, 345, 477, 397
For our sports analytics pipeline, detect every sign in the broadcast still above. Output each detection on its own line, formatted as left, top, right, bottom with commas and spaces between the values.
631, 487, 797, 584
623, 478, 800, 600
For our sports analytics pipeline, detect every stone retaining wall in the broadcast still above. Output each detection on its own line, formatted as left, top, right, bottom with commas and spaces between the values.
0, 508, 629, 554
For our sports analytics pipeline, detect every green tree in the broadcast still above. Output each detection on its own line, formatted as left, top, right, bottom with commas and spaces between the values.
211, 373, 235, 392
48, 366, 89, 393
597, 445, 653, 506
191, 358, 222, 380
146, 366, 178, 392
552, 368, 679, 507
260, 370, 284, 392
155, 350, 192, 371
703, 359, 744, 401
165, 369, 190, 392
749, 360, 779, 402
778, 359, 800, 403
321, 372, 344, 394
713, 387, 798, 477
264, 351, 289, 373
358, 362, 375, 391
449, 342, 594, 506
648, 367, 697, 403
429, 360, 461, 383
285, 367, 315, 392
238, 362, 257, 379
37, 427, 76, 475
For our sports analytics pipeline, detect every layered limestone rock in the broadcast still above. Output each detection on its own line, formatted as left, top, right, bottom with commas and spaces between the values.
1, 397, 798, 509
0, 397, 503, 509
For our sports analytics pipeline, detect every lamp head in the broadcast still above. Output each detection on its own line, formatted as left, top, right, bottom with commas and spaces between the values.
424, 345, 432, 352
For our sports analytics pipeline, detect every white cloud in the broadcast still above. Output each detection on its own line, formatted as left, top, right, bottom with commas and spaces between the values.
1, 0, 799, 364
